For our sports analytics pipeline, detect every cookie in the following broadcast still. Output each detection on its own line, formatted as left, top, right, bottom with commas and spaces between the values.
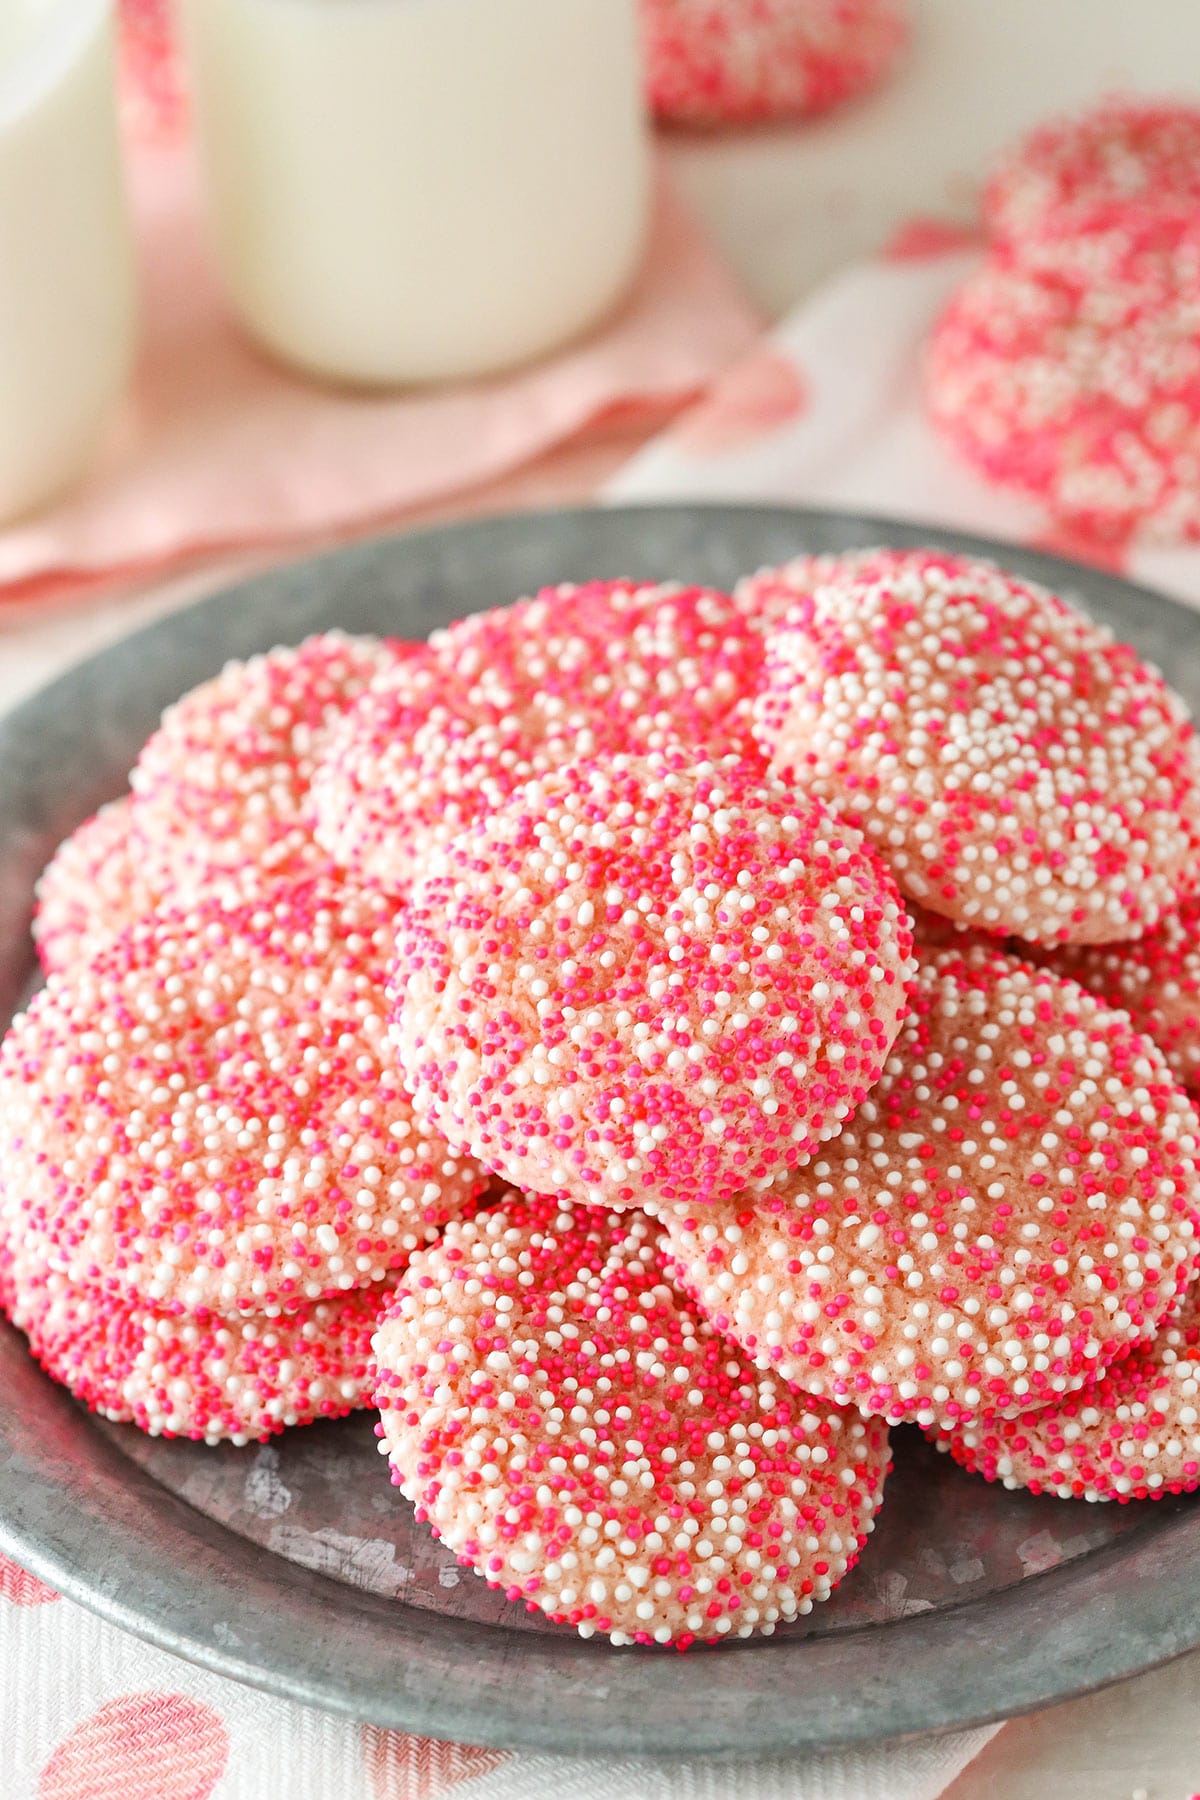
1035, 899, 1200, 1096
925, 231, 1200, 542
904, 900, 1001, 953
0, 879, 486, 1315
373, 1196, 891, 1644
311, 582, 764, 897
735, 549, 901, 636
2, 1237, 393, 1445
119, 0, 187, 140
33, 799, 141, 976
389, 751, 913, 1209
641, 0, 910, 128
753, 547, 1200, 942
984, 98, 1200, 249
934, 1281, 1200, 1501
662, 949, 1200, 1427
128, 632, 407, 901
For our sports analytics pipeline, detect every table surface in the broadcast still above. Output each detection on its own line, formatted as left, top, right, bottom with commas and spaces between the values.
6, 2, 1200, 1793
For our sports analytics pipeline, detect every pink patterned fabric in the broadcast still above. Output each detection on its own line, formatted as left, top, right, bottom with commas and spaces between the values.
667, 346, 809, 454
361, 1729, 507, 1800
0, 1552, 58, 1608
0, 1560, 997, 1799
0, 133, 759, 605
38, 1694, 228, 1800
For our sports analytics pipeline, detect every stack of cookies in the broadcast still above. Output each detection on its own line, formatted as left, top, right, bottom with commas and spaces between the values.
5, 548, 1200, 1648
927, 99, 1200, 545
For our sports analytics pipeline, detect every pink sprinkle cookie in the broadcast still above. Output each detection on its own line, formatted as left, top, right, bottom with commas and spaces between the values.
984, 99, 1200, 249
0, 879, 486, 1315
661, 948, 1200, 1429
33, 798, 142, 976
311, 581, 763, 896
925, 233, 1200, 542
753, 548, 1200, 943
373, 1197, 891, 1645
1035, 899, 1200, 1097
2, 1239, 393, 1445
737, 548, 997, 640
735, 550, 898, 636
389, 751, 913, 1210
904, 901, 999, 954
933, 1282, 1200, 1502
128, 632, 409, 902
119, 0, 187, 141
641, 0, 910, 128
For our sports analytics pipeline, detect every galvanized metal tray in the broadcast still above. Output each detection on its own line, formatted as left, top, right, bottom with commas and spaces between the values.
1, 504, 1199, 1757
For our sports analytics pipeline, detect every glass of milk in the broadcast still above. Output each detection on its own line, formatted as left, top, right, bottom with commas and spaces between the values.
0, 0, 136, 523
181, 0, 651, 388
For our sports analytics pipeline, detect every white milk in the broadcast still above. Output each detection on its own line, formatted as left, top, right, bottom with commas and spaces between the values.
182, 0, 651, 387
0, 0, 136, 522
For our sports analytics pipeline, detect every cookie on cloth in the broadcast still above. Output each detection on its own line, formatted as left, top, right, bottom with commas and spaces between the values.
661, 948, 1200, 1429
640, 0, 910, 128
388, 751, 913, 1210
0, 878, 486, 1316
933, 1281, 1200, 1501
752, 547, 1200, 943
33, 798, 142, 977
128, 631, 410, 903
373, 1195, 891, 1645
311, 581, 764, 897
924, 229, 1200, 543
1, 1237, 394, 1445
1034, 898, 1200, 1097
984, 97, 1200, 249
